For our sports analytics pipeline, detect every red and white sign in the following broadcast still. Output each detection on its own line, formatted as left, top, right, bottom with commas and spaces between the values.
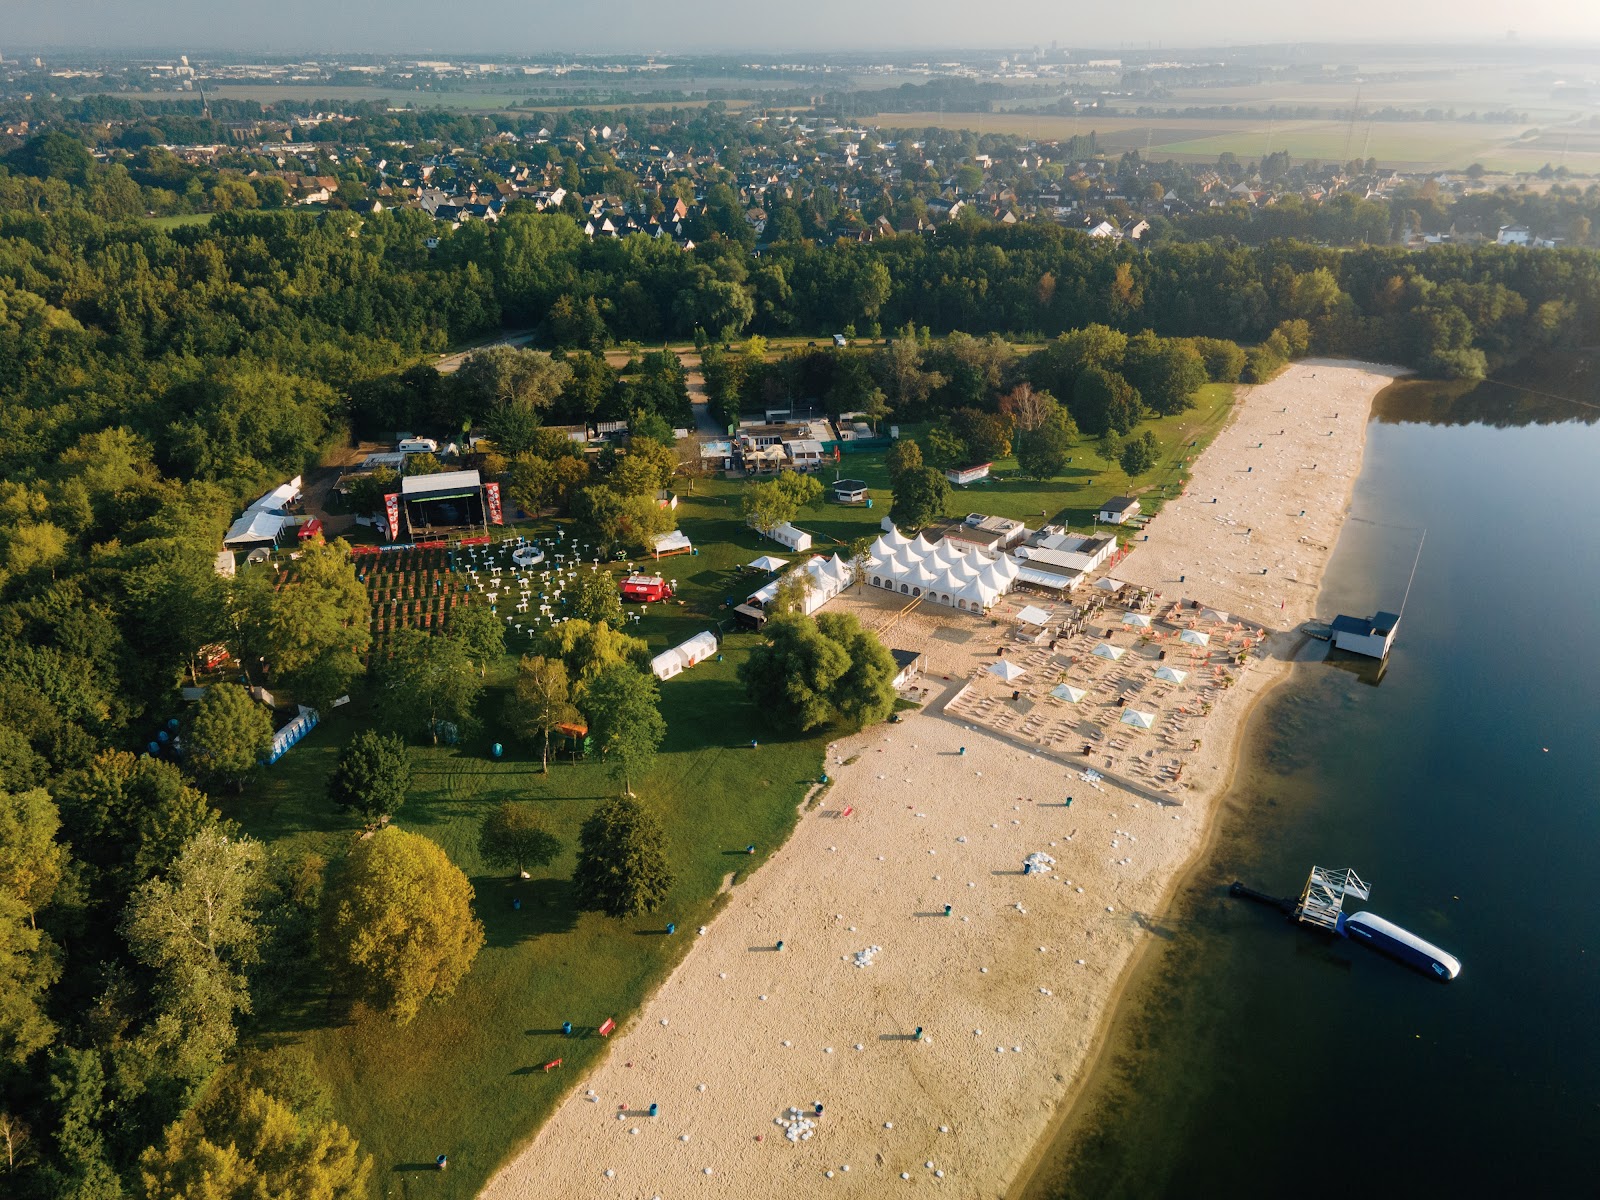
383, 493, 401, 541
484, 481, 504, 525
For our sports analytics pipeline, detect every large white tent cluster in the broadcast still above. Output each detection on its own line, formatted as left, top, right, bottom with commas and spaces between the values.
865, 526, 1018, 612
746, 553, 854, 616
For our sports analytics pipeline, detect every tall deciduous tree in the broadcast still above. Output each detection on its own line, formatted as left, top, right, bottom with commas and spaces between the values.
581, 666, 666, 796
444, 601, 505, 676
56, 750, 218, 894
261, 537, 370, 708
320, 828, 484, 1024
884, 437, 924, 484
572, 795, 674, 918
890, 465, 951, 531
326, 731, 411, 827
538, 619, 649, 688
139, 1084, 371, 1200
0, 788, 66, 926
478, 803, 562, 878
374, 629, 482, 744
566, 568, 625, 627
122, 827, 267, 1081
0, 890, 59, 1069
188, 683, 273, 791
505, 655, 580, 773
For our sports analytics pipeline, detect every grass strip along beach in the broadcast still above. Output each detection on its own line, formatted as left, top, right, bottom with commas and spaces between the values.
481, 361, 1403, 1198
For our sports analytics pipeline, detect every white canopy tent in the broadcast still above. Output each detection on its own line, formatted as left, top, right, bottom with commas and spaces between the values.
1050, 683, 1087, 703
1120, 709, 1156, 730
1122, 612, 1152, 628
1094, 576, 1126, 593
747, 555, 788, 572
1180, 629, 1211, 647
1092, 643, 1125, 661
747, 554, 852, 617
1155, 665, 1188, 683
650, 529, 693, 557
223, 508, 289, 547
1202, 608, 1231, 624
1015, 605, 1052, 627
988, 659, 1027, 683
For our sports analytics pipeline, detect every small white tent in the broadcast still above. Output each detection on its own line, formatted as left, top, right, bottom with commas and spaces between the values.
1095, 576, 1126, 592
1120, 709, 1156, 730
1122, 613, 1152, 628
1155, 665, 1188, 683
1016, 605, 1052, 627
650, 648, 686, 681
1180, 629, 1211, 647
764, 522, 812, 551
676, 630, 718, 666
1050, 683, 1087, 703
1092, 643, 1125, 661
747, 555, 788, 572
988, 659, 1027, 683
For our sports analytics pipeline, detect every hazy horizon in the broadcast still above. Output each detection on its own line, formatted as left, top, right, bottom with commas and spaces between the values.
8, 1, 1600, 58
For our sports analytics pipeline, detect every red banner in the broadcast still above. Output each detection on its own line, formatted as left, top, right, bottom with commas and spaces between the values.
484, 481, 504, 525
383, 493, 401, 540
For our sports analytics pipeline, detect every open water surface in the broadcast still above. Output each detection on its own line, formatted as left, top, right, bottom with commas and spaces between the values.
1022, 378, 1600, 1196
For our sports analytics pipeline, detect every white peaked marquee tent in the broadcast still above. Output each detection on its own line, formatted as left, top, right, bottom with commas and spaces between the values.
1051, 683, 1087, 703
1180, 628, 1211, 647
746, 553, 854, 617
865, 526, 1018, 613
1155, 665, 1188, 683
1092, 642, 1125, 661
1121, 709, 1156, 730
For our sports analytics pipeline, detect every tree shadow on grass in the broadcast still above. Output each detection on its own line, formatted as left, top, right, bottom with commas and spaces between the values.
475, 874, 579, 948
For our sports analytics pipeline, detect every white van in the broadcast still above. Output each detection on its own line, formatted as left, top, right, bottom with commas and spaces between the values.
397, 438, 438, 454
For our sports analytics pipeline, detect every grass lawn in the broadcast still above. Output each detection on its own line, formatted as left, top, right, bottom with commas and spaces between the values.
224, 382, 1231, 1196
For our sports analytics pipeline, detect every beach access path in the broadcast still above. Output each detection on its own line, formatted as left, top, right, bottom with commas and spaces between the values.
479, 361, 1403, 1199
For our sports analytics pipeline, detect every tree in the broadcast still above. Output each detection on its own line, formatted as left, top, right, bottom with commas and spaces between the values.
478, 803, 561, 878
139, 1084, 371, 1200
890, 465, 951, 531
1014, 399, 1079, 481
884, 437, 923, 484
951, 408, 1014, 462
444, 601, 505, 676
56, 750, 218, 894
1033, 324, 1128, 396
0, 890, 59, 1070
814, 613, 899, 730
572, 795, 674, 918
1072, 365, 1143, 437
566, 568, 625, 627
582, 666, 666, 796
320, 827, 484, 1024
327, 731, 411, 827
921, 420, 968, 469
504, 655, 580, 773
122, 827, 267, 1081
259, 537, 370, 708
1120, 430, 1160, 477
539, 619, 649, 686
739, 612, 896, 733
455, 345, 571, 428
188, 683, 273, 791
574, 485, 674, 552
0, 788, 66, 926
374, 630, 482, 744
1123, 331, 1207, 416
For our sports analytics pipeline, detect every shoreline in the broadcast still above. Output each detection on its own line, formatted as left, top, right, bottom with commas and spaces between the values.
480, 361, 1405, 1200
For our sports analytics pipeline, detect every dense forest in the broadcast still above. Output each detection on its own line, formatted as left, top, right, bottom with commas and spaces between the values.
2, 136, 1600, 1197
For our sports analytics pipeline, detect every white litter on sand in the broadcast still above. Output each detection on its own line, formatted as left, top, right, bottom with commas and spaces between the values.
853, 945, 883, 969
776, 1107, 818, 1143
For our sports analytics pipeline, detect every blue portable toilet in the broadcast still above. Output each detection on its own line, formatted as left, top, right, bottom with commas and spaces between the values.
492, 743, 503, 759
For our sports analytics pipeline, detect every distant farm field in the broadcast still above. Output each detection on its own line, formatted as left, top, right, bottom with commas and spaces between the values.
866, 110, 1598, 172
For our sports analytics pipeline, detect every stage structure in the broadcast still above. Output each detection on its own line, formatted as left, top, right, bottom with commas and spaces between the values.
387, 470, 502, 540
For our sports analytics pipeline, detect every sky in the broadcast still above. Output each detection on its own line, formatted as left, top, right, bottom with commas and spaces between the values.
6, 0, 1600, 55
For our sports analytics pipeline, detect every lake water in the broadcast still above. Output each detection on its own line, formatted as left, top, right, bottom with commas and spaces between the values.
1022, 379, 1600, 1197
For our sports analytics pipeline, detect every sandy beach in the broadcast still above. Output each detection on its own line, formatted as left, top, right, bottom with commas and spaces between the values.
480, 361, 1405, 1200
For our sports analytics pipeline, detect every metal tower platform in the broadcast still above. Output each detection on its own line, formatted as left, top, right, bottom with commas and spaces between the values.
1293, 866, 1370, 931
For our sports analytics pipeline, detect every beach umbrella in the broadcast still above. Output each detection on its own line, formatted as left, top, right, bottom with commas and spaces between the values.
1202, 607, 1230, 624
1120, 709, 1156, 730
1094, 577, 1126, 592
988, 659, 1027, 683
1122, 613, 1152, 628
1015, 604, 1052, 627
1092, 643, 1125, 661
1180, 629, 1210, 647
1155, 665, 1188, 684
1050, 683, 1087, 703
